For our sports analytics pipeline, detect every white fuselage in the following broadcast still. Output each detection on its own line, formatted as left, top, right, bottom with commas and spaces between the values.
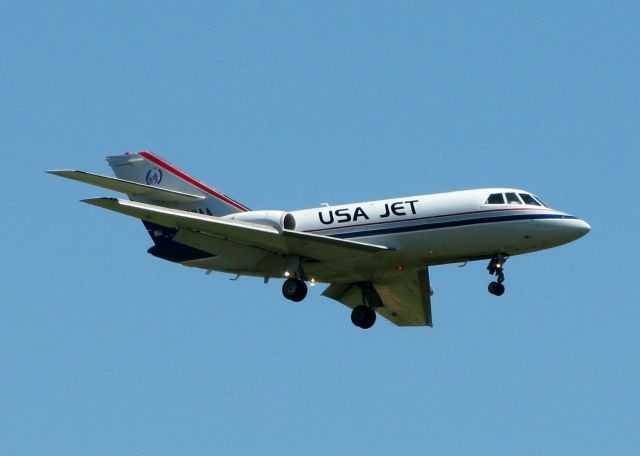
291, 188, 589, 268
182, 187, 590, 283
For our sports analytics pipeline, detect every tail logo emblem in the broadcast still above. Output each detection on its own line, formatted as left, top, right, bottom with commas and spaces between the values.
146, 168, 163, 186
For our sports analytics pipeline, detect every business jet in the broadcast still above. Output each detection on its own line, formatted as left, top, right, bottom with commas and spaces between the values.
48, 152, 590, 329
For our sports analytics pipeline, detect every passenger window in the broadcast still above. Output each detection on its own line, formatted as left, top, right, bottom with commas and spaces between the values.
505, 192, 522, 204
519, 193, 541, 206
485, 193, 505, 205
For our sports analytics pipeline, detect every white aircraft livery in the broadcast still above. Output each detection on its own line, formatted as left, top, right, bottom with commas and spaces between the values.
48, 151, 590, 329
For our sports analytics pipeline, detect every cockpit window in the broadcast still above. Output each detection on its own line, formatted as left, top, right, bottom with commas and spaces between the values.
519, 193, 541, 206
485, 193, 505, 205
532, 195, 549, 207
505, 192, 522, 204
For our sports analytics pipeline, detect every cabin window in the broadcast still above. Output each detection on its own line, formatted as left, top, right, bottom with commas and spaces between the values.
519, 193, 541, 206
485, 193, 505, 204
505, 192, 522, 204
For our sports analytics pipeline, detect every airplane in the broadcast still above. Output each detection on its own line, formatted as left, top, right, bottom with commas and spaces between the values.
48, 151, 590, 329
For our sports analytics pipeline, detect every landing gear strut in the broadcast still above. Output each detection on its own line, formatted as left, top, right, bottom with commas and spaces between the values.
282, 278, 308, 302
349, 282, 381, 329
487, 254, 508, 296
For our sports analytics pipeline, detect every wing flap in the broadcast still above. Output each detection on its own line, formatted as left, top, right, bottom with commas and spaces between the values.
82, 197, 388, 261
374, 269, 432, 327
47, 170, 206, 203
323, 269, 433, 327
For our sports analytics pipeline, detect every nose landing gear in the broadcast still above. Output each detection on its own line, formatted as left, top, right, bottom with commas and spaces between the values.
487, 254, 508, 296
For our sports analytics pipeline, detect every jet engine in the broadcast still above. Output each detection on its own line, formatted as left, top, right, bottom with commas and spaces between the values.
223, 210, 296, 233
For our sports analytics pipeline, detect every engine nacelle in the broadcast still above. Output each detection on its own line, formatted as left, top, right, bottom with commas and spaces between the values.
223, 210, 296, 233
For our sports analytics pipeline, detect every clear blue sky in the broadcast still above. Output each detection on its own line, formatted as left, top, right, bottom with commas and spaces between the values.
2, 2, 638, 454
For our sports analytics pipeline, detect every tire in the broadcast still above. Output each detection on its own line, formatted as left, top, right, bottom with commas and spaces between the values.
351, 305, 376, 329
282, 278, 308, 302
488, 282, 505, 296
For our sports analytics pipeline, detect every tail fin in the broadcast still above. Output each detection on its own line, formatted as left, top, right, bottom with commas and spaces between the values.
107, 151, 249, 262
106, 151, 249, 216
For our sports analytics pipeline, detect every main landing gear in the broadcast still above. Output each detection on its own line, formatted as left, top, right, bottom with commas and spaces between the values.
282, 276, 378, 329
282, 277, 308, 302
487, 254, 508, 296
350, 282, 381, 329
351, 305, 376, 329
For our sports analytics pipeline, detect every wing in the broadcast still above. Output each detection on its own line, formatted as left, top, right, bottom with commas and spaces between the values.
47, 170, 205, 203
323, 269, 433, 327
82, 197, 388, 262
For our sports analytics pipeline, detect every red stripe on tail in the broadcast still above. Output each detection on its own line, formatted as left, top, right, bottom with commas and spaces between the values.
138, 151, 249, 212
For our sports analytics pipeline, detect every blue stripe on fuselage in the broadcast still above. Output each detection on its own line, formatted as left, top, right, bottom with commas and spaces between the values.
321, 213, 577, 239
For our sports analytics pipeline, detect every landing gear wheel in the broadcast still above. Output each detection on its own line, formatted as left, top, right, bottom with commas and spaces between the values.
488, 281, 505, 296
282, 278, 308, 302
351, 305, 376, 329
487, 254, 508, 296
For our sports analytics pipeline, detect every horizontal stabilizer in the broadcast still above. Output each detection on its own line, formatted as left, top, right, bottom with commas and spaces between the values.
82, 197, 389, 262
47, 170, 206, 203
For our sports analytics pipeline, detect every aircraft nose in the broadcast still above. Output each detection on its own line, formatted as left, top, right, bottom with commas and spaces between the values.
534, 216, 591, 248
581, 220, 591, 233
568, 218, 591, 240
